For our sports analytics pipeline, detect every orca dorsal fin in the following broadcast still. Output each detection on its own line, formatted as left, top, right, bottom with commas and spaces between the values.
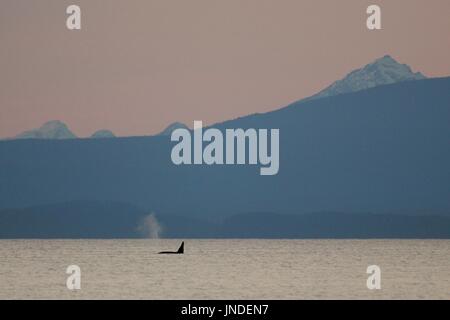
177, 241, 184, 254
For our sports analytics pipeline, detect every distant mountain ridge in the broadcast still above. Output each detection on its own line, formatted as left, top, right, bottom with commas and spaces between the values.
1, 201, 450, 239
91, 129, 116, 139
10, 120, 188, 140
158, 122, 189, 136
14, 120, 77, 140
310, 55, 426, 99
11, 121, 117, 140
1, 77, 449, 219
7, 55, 425, 140
1, 56, 449, 239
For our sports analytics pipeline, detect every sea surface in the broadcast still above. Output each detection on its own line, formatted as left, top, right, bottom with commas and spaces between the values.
0, 239, 449, 299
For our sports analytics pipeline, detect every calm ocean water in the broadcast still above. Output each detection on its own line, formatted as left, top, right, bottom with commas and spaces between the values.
0, 239, 449, 299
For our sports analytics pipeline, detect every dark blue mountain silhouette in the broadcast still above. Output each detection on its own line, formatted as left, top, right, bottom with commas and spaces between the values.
1, 201, 450, 238
0, 77, 449, 238
0, 201, 145, 238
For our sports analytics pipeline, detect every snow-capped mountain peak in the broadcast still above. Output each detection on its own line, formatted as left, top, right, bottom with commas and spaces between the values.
311, 55, 426, 99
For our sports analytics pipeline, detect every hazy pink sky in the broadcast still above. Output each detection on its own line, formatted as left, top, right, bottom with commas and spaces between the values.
1, 0, 450, 137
